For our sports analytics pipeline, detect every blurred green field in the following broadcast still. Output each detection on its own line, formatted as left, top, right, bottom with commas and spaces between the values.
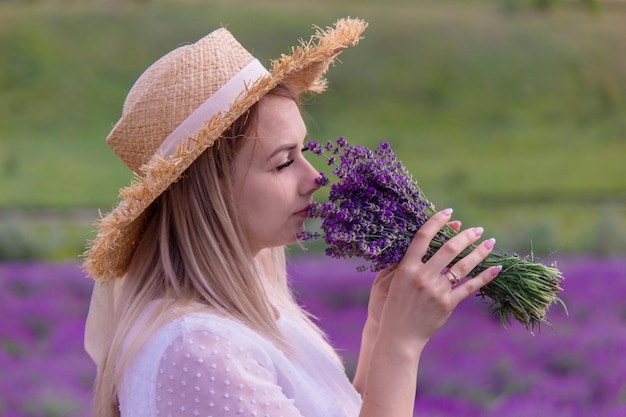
1, 0, 625, 259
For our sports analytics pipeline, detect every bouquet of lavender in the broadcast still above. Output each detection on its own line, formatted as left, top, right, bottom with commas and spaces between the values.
299, 137, 566, 331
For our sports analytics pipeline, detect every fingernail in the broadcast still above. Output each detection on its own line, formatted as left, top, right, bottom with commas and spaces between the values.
491, 265, 503, 276
484, 238, 496, 250
473, 227, 484, 237
441, 208, 453, 216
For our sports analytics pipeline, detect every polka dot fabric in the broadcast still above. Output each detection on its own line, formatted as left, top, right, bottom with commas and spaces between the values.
118, 310, 362, 417
156, 330, 300, 416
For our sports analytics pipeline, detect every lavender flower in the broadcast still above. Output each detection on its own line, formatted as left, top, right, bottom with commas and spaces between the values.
300, 137, 566, 330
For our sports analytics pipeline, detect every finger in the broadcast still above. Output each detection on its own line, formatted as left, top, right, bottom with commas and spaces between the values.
401, 208, 454, 265
448, 220, 462, 233
450, 265, 502, 306
444, 237, 497, 285
372, 264, 397, 290
425, 226, 485, 275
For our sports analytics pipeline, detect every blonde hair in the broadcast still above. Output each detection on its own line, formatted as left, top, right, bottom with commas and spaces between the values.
92, 86, 341, 417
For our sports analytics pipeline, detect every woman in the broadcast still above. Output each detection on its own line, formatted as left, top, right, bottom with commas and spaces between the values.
84, 18, 501, 417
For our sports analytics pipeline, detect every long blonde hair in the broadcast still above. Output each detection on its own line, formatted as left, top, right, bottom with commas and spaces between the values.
92, 85, 340, 417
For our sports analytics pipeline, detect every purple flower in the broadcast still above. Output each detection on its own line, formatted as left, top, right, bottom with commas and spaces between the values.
299, 137, 566, 330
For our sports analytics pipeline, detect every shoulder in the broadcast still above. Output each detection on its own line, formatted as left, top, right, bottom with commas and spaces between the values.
147, 311, 277, 371
119, 311, 287, 416
122, 310, 280, 391
155, 310, 271, 349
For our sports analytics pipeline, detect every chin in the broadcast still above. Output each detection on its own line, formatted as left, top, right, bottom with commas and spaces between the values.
260, 234, 300, 250
284, 231, 304, 247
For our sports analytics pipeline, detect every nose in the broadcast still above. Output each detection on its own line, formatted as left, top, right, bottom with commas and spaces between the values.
300, 158, 323, 195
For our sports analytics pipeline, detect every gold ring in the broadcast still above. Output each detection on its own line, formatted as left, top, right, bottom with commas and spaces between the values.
444, 269, 461, 285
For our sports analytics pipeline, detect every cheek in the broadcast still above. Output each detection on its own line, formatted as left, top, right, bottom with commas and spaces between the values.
233, 164, 291, 217
237, 177, 279, 217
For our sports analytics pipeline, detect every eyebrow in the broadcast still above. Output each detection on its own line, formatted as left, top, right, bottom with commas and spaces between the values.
266, 133, 309, 161
267, 144, 298, 161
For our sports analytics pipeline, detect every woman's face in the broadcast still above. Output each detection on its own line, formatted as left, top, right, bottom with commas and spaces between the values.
232, 94, 321, 254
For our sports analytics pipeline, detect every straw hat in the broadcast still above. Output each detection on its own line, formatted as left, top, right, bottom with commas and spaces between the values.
83, 18, 367, 280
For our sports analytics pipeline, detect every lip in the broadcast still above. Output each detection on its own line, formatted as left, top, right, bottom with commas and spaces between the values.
293, 205, 311, 217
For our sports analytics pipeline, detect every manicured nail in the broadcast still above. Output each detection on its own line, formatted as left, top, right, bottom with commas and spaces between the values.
441, 208, 453, 216
491, 265, 503, 276
473, 227, 484, 237
484, 238, 496, 250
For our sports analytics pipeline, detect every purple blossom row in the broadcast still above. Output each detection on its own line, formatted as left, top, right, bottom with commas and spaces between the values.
1, 257, 624, 416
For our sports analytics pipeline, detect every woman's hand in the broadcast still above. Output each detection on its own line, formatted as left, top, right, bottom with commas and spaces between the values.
364, 217, 463, 336
376, 208, 500, 346
357, 209, 501, 416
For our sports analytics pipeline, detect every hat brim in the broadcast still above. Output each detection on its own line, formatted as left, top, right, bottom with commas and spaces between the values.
83, 18, 367, 279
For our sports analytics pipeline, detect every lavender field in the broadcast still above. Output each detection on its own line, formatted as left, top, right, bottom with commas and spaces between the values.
1, 256, 625, 417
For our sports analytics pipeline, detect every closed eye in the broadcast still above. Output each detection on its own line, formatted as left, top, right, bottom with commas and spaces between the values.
276, 159, 295, 171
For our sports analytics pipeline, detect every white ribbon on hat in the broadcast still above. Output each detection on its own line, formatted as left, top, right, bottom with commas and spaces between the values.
151, 58, 269, 162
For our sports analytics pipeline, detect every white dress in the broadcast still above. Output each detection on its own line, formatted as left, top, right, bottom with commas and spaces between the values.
118, 308, 363, 417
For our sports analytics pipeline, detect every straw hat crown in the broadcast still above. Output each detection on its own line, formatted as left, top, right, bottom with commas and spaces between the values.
84, 18, 367, 279
107, 29, 255, 174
